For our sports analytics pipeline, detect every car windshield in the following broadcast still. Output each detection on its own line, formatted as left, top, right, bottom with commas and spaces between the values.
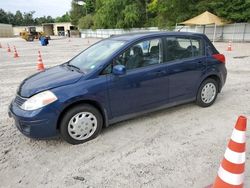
68, 39, 125, 74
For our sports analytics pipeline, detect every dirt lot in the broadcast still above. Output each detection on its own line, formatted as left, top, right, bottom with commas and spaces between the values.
0, 37, 249, 188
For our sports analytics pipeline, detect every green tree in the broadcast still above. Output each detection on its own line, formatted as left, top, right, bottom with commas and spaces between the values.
123, 3, 141, 28
1, 0, 250, 28
156, 0, 195, 28
55, 12, 71, 22
94, 0, 146, 29
147, 0, 158, 15
35, 16, 55, 25
45, 16, 55, 23
209, 0, 250, 22
6, 12, 15, 25
14, 11, 23, 26
70, 0, 86, 25
94, 0, 124, 28
23, 11, 35, 25
85, 0, 96, 14
0, 9, 8, 24
95, 0, 104, 10
78, 14, 94, 29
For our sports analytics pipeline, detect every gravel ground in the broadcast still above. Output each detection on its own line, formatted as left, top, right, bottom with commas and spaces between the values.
0, 36, 249, 188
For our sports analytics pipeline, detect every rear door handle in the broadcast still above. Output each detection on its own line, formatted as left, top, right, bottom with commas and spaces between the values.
197, 61, 206, 65
197, 61, 206, 67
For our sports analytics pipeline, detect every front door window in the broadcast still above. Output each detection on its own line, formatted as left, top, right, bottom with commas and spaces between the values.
114, 38, 162, 71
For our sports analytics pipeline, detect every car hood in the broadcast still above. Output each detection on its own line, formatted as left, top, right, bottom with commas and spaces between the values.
18, 65, 83, 97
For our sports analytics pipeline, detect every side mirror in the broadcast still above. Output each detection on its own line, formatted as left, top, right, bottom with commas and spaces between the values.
113, 65, 126, 76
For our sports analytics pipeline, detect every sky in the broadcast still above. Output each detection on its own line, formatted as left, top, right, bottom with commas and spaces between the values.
0, 0, 72, 18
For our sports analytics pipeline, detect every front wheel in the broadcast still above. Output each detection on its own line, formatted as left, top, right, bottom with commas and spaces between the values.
60, 104, 103, 145
196, 78, 218, 107
27, 36, 34, 42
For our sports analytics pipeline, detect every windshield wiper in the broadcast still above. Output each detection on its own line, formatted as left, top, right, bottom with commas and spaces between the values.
66, 63, 82, 72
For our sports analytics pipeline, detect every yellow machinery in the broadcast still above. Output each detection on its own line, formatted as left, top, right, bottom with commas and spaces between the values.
20, 26, 47, 41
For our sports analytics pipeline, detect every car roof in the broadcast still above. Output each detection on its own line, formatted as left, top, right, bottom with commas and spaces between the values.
110, 31, 205, 41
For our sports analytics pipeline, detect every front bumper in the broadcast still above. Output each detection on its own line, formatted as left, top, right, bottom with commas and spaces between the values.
8, 100, 60, 139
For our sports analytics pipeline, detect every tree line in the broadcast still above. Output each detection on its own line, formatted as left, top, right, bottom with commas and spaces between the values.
0, 0, 250, 29
72, 0, 250, 29
0, 9, 70, 26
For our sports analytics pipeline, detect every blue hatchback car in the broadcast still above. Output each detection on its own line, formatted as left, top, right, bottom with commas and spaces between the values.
9, 32, 227, 144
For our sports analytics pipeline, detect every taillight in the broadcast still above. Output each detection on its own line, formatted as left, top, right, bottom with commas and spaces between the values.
212, 54, 225, 63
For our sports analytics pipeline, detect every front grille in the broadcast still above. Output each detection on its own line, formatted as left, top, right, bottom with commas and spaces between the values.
14, 95, 27, 107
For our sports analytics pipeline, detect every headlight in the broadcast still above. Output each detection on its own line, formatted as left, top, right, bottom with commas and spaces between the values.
21, 90, 57, 111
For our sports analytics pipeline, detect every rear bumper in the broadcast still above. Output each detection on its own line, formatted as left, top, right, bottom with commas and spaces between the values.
219, 65, 227, 91
8, 101, 60, 139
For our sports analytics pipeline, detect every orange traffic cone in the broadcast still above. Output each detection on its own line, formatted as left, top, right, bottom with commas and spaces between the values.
227, 41, 232, 51
13, 46, 19, 58
37, 50, 45, 71
206, 116, 247, 188
7, 44, 11, 52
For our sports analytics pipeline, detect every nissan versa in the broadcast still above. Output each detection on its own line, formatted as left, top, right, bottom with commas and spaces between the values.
9, 32, 227, 144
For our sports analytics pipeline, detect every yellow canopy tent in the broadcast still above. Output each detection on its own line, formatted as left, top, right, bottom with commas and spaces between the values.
180, 11, 225, 43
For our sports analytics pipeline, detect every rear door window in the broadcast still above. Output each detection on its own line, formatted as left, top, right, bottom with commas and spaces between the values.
164, 36, 204, 62
165, 37, 192, 62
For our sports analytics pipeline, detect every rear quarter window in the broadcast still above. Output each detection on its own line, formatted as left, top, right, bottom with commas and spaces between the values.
190, 38, 205, 57
207, 42, 219, 56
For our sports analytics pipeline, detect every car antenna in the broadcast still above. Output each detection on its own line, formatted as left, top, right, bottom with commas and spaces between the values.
177, 26, 184, 32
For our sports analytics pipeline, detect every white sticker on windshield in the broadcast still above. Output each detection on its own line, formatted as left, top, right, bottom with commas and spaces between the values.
90, 65, 95, 69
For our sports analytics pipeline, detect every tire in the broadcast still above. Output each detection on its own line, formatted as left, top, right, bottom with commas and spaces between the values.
27, 36, 34, 42
60, 104, 103, 145
196, 78, 218, 107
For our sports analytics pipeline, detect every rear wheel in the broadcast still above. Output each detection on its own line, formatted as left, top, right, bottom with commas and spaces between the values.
196, 78, 218, 107
60, 104, 103, 145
